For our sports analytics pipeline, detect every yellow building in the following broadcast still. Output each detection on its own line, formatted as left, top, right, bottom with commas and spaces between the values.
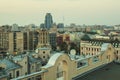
13, 43, 115, 80
80, 41, 101, 55
0, 32, 9, 52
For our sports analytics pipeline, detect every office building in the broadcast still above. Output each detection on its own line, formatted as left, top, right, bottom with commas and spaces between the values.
45, 13, 53, 29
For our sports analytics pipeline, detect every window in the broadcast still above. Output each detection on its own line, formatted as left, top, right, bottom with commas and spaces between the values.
92, 48, 93, 51
16, 70, 19, 77
36, 75, 42, 80
81, 47, 83, 50
94, 48, 96, 51
117, 50, 118, 54
25, 72, 27, 75
77, 60, 88, 68
89, 48, 90, 51
107, 55, 110, 59
43, 51, 45, 54
32, 66, 34, 69
57, 71, 63, 78
43, 56, 45, 58
0, 67, 4, 70
93, 56, 99, 62
9, 73, 12, 79
56, 63, 64, 78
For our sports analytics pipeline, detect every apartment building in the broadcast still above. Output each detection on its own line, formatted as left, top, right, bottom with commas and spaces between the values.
0, 31, 38, 54
80, 41, 101, 56
0, 32, 9, 53
80, 38, 120, 63
0, 52, 42, 80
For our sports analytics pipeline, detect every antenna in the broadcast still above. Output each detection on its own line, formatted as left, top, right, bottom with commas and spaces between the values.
70, 49, 76, 59
35, 49, 38, 53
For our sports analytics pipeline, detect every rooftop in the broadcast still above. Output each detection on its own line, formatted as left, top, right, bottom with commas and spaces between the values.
75, 62, 120, 80
0, 59, 21, 71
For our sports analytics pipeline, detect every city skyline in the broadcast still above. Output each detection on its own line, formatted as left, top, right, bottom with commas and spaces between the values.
0, 0, 120, 26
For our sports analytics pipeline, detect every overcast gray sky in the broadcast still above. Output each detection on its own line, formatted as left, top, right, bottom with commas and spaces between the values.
0, 0, 120, 26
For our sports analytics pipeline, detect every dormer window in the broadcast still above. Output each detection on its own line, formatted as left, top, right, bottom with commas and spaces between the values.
0, 67, 4, 70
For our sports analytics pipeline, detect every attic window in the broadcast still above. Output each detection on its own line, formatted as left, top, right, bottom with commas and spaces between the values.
0, 67, 2, 70
0, 67, 4, 70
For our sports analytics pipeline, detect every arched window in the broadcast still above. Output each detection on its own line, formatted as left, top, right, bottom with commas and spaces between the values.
57, 62, 63, 78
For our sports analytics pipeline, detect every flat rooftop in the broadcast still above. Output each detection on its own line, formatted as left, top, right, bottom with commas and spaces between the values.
76, 62, 120, 80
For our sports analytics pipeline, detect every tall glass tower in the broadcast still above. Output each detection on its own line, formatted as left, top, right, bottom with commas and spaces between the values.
45, 13, 53, 29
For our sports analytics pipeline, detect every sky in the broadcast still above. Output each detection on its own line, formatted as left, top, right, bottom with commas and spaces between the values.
0, 0, 120, 26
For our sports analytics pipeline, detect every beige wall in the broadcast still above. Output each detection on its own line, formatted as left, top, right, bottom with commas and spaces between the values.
41, 44, 115, 80
17, 56, 28, 76
8, 32, 24, 54
38, 49, 50, 62
16, 32, 24, 53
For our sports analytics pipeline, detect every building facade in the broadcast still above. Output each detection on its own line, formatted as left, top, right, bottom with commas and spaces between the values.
0, 52, 42, 80
37, 29, 50, 48
0, 31, 38, 54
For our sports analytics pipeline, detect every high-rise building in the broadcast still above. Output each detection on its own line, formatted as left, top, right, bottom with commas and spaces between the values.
45, 13, 53, 29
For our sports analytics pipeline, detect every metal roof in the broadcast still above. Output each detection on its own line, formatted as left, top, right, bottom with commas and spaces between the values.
42, 53, 63, 68
0, 59, 21, 71
28, 55, 41, 64
37, 47, 50, 50
101, 43, 110, 51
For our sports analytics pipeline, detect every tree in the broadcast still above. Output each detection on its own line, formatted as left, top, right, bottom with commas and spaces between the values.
59, 42, 68, 53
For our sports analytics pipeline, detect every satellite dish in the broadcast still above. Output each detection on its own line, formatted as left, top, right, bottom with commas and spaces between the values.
35, 49, 38, 53
6, 52, 9, 55
70, 49, 76, 55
